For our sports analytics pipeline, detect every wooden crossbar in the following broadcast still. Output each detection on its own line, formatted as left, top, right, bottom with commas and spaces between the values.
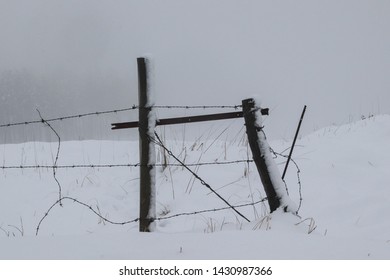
111, 108, 269, 130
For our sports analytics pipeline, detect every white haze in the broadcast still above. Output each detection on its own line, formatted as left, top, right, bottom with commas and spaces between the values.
0, 0, 389, 143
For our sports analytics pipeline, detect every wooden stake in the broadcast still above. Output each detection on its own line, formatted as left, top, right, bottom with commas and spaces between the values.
282, 105, 307, 180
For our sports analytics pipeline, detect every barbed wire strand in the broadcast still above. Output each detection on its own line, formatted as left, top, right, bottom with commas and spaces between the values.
37, 109, 63, 206
35, 196, 139, 235
157, 198, 267, 221
35, 195, 266, 235
152, 105, 242, 109
271, 149, 303, 213
0, 106, 138, 128
0, 105, 242, 129
152, 131, 251, 223
0, 159, 255, 170
1, 164, 140, 169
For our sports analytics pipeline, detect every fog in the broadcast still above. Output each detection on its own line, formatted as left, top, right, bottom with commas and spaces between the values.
1, 0, 389, 143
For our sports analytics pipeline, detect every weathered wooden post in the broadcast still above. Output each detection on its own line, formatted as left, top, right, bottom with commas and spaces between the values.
138, 57, 156, 232
242, 98, 296, 213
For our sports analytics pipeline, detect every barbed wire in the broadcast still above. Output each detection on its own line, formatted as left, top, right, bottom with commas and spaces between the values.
0, 106, 138, 128
271, 148, 303, 213
36, 196, 139, 235
152, 105, 242, 109
35, 195, 267, 235
0, 163, 139, 170
0, 159, 255, 170
37, 109, 63, 206
156, 198, 267, 221
0, 105, 242, 129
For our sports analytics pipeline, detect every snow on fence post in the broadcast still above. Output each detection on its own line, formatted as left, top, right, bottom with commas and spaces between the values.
242, 98, 297, 214
138, 57, 156, 232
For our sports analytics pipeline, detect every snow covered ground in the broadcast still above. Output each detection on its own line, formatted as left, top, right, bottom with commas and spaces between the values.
0, 115, 389, 259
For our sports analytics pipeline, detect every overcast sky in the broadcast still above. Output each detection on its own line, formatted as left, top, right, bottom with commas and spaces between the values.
1, 0, 389, 142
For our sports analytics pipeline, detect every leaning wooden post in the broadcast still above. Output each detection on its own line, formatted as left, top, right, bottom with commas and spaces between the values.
242, 99, 280, 212
138, 57, 156, 232
242, 98, 297, 214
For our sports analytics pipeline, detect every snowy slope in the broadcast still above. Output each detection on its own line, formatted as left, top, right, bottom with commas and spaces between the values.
0, 115, 389, 259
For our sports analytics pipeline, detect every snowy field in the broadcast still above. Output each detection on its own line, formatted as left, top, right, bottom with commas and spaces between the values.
0, 115, 389, 259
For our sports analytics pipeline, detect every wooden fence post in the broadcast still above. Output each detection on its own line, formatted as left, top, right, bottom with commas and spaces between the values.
242, 98, 281, 212
138, 57, 156, 232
